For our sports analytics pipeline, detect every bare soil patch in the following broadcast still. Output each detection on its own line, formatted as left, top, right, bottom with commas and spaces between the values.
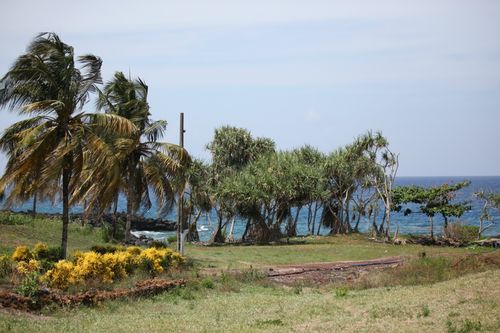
266, 256, 403, 284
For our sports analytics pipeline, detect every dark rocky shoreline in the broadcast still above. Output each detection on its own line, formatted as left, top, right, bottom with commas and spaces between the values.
1, 209, 177, 232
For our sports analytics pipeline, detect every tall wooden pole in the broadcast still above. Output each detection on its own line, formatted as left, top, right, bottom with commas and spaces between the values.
177, 113, 185, 254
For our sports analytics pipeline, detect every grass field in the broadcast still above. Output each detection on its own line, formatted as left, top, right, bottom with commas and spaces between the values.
0, 213, 498, 332
0, 212, 105, 255
1, 269, 498, 332
186, 234, 487, 269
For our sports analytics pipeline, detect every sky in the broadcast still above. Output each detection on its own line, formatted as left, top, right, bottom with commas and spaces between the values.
0, 0, 499, 176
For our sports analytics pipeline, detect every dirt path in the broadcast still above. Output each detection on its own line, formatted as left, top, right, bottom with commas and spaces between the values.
266, 256, 403, 284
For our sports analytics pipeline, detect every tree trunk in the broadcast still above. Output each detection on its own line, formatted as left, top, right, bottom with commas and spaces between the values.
227, 217, 236, 242
354, 212, 361, 233
378, 211, 386, 235
61, 167, 70, 259
242, 218, 252, 241
429, 216, 434, 239
311, 202, 318, 235
287, 207, 300, 237
112, 195, 118, 239
187, 210, 202, 242
384, 205, 391, 241
307, 204, 312, 233
442, 214, 448, 232
479, 218, 483, 240
372, 205, 379, 237
31, 193, 37, 218
125, 159, 138, 242
210, 215, 225, 243
125, 189, 133, 242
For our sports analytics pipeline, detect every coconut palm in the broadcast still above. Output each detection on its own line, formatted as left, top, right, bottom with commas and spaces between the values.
91, 71, 190, 241
0, 33, 135, 257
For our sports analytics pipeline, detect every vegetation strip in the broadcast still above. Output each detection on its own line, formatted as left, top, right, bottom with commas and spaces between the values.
0, 278, 185, 311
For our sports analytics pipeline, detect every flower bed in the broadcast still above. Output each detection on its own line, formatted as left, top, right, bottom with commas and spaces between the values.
4, 243, 185, 292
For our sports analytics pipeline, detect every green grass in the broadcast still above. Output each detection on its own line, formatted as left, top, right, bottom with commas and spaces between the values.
186, 234, 489, 269
0, 212, 498, 332
0, 212, 106, 255
1, 269, 498, 332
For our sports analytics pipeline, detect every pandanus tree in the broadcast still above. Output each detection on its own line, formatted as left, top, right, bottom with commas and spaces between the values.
356, 131, 399, 240
0, 33, 135, 257
90, 71, 190, 241
206, 126, 275, 243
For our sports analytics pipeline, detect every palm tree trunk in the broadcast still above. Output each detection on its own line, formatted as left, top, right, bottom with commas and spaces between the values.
31, 193, 37, 218
61, 167, 70, 258
125, 194, 133, 242
112, 195, 118, 239
125, 159, 137, 242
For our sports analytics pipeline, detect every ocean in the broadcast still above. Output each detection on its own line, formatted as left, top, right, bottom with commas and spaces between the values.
7, 176, 500, 241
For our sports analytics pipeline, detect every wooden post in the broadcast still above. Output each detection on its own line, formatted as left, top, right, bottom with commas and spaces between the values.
177, 113, 185, 254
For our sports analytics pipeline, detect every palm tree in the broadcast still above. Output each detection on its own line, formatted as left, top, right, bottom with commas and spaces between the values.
0, 33, 135, 257
93, 71, 190, 241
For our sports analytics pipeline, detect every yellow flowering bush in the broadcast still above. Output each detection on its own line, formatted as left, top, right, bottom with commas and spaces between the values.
126, 246, 142, 256
42, 246, 185, 290
138, 247, 186, 274
42, 260, 77, 290
12, 246, 34, 262
139, 248, 169, 273
16, 259, 40, 276
73, 251, 108, 282
33, 242, 49, 259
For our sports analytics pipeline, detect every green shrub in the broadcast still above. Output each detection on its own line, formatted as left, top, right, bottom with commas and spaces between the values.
167, 235, 177, 244
293, 285, 302, 295
444, 223, 479, 243
0, 213, 34, 226
15, 272, 40, 297
32, 243, 62, 262
45, 246, 63, 262
100, 223, 111, 243
239, 268, 267, 283
100, 219, 126, 242
0, 255, 13, 278
335, 287, 348, 297
149, 240, 169, 249
90, 244, 125, 255
447, 318, 482, 333
33, 242, 49, 259
419, 304, 430, 318
201, 277, 214, 289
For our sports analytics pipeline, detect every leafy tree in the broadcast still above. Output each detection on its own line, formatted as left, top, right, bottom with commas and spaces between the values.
393, 181, 471, 238
0, 33, 135, 257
